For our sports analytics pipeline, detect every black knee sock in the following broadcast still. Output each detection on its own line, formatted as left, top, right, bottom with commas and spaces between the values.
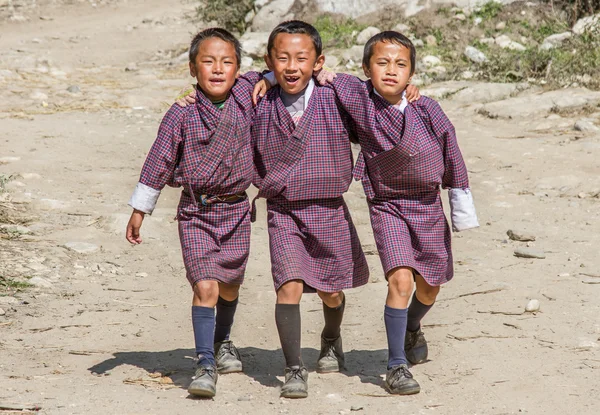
407, 292, 434, 332
214, 296, 238, 344
275, 304, 302, 368
321, 294, 345, 339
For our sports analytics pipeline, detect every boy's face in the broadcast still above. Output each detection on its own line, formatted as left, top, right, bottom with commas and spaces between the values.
265, 33, 324, 95
189, 37, 239, 102
363, 41, 413, 105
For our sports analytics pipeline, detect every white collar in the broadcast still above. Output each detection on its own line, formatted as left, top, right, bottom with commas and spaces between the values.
373, 88, 407, 113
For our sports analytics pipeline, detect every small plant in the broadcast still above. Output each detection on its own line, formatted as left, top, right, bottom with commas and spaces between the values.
314, 15, 366, 49
0, 174, 14, 193
196, 0, 254, 34
0, 275, 33, 291
474, 1, 504, 20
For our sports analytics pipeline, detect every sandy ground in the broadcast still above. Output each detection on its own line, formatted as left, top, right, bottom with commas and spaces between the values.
1, 1, 600, 414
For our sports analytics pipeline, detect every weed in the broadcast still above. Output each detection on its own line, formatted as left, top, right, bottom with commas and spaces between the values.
314, 15, 366, 49
0, 275, 33, 291
195, 0, 254, 34
474, 1, 504, 20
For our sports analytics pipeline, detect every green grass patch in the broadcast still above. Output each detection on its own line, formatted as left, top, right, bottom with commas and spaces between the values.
473, 1, 504, 21
0, 275, 33, 291
314, 15, 366, 49
195, 0, 254, 34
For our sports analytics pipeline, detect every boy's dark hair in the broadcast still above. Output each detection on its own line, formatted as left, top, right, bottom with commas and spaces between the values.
267, 20, 322, 57
362, 31, 416, 74
189, 28, 242, 68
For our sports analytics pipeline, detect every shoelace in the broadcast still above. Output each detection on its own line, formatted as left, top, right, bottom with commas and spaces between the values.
391, 365, 413, 382
217, 342, 239, 359
195, 366, 216, 378
287, 368, 306, 381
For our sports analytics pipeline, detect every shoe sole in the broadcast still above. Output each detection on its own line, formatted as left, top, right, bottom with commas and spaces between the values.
188, 386, 216, 398
280, 391, 308, 399
316, 362, 343, 373
217, 361, 243, 374
385, 382, 421, 395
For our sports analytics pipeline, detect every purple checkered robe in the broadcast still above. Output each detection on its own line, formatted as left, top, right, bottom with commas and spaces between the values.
138, 78, 256, 287
330, 74, 470, 285
247, 79, 369, 292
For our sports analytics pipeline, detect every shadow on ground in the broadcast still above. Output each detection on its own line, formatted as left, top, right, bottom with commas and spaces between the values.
88, 346, 390, 392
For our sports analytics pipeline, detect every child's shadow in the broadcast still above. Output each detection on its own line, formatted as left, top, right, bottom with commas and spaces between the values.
239, 347, 389, 388
88, 348, 195, 390
87, 347, 392, 393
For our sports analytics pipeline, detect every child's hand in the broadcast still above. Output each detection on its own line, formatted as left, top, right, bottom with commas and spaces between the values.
126, 210, 145, 244
405, 84, 421, 102
175, 85, 196, 107
252, 79, 271, 106
315, 68, 336, 85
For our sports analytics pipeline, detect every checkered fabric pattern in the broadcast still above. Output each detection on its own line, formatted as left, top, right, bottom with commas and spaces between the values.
250, 82, 355, 201
330, 74, 469, 200
139, 77, 255, 197
137, 77, 258, 286
267, 197, 369, 292
368, 193, 453, 285
178, 193, 251, 286
248, 81, 368, 290
329, 74, 472, 283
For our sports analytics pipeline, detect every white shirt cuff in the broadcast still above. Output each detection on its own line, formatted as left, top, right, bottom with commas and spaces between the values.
449, 188, 479, 232
128, 182, 161, 215
264, 72, 277, 86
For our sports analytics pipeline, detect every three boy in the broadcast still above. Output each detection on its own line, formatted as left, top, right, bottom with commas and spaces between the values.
127, 21, 477, 399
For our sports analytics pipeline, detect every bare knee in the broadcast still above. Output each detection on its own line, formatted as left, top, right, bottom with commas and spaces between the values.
317, 290, 344, 308
192, 280, 219, 307
387, 268, 414, 298
276, 280, 303, 304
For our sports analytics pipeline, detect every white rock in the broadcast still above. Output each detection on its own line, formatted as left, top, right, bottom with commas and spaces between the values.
29, 91, 48, 101
251, 0, 295, 32
525, 299, 540, 312
341, 45, 364, 64
240, 32, 270, 59
496, 21, 506, 30
136, 272, 149, 278
422, 55, 442, 68
324, 54, 340, 69
574, 118, 599, 132
393, 23, 411, 33
241, 56, 254, 68
572, 13, 600, 35
454, 13, 466, 21
464, 46, 487, 63
0, 308, 5, 316
425, 35, 437, 46
0, 156, 21, 163
474, 17, 483, 26
479, 37, 495, 45
461, 70, 474, 80
64, 242, 100, 254
495, 35, 526, 51
29, 277, 53, 288
412, 39, 424, 48
67, 85, 81, 94
356, 26, 381, 45
540, 32, 572, 50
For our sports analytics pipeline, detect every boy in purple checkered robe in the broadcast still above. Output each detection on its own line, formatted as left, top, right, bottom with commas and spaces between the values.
125, 28, 267, 398
319, 32, 479, 394
244, 21, 374, 399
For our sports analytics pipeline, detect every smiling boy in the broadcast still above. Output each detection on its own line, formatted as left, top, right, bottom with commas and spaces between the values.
248, 21, 370, 398
126, 28, 261, 398
321, 31, 479, 394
